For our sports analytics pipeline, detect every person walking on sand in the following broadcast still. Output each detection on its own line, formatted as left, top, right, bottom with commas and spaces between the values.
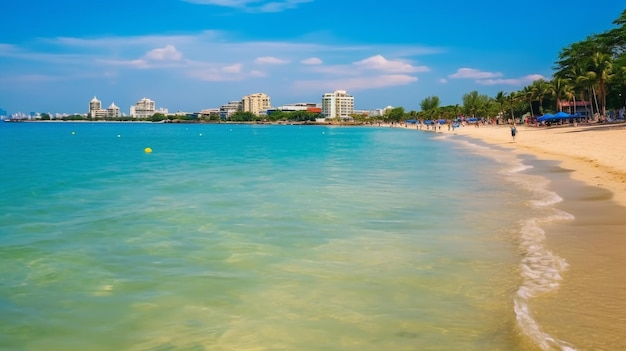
510, 124, 517, 141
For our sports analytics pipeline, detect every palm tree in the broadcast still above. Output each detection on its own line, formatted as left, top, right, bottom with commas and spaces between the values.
581, 72, 600, 118
494, 91, 507, 121
531, 79, 551, 114
590, 51, 614, 118
550, 78, 574, 112
507, 91, 517, 122
521, 85, 535, 117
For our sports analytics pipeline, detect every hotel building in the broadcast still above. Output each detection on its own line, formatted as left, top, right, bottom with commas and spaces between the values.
130, 97, 157, 118
321, 90, 354, 118
88, 96, 120, 118
242, 93, 271, 116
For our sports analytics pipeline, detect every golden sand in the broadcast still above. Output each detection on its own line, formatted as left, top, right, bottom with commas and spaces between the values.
448, 122, 626, 349
388, 121, 626, 349
446, 122, 626, 206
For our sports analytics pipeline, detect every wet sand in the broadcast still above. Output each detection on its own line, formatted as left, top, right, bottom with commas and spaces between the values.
518, 155, 626, 350
440, 122, 626, 350
449, 122, 626, 207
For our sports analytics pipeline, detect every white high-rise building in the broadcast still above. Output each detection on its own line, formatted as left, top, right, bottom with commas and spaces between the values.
321, 90, 354, 118
130, 97, 156, 118
107, 102, 120, 118
88, 96, 110, 118
242, 93, 271, 116
89, 96, 101, 113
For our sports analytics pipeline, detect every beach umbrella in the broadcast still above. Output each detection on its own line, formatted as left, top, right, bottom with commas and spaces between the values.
537, 113, 554, 122
554, 111, 570, 119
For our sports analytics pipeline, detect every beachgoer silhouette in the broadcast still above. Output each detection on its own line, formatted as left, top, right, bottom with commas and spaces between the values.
511, 125, 517, 141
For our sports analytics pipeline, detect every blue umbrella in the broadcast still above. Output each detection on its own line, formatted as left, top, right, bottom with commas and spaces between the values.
537, 113, 554, 122
554, 111, 570, 118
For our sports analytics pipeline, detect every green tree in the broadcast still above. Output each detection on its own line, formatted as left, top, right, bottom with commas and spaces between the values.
590, 51, 614, 117
507, 91, 518, 121
419, 96, 440, 120
462, 91, 489, 117
531, 79, 551, 114
550, 77, 574, 112
494, 91, 507, 119
230, 111, 256, 121
384, 107, 405, 122
151, 113, 167, 122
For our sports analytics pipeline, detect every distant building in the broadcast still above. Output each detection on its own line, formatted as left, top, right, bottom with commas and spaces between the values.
354, 109, 383, 117
242, 93, 271, 116
106, 102, 120, 118
199, 108, 220, 119
130, 97, 157, 118
321, 90, 354, 118
88, 96, 109, 118
219, 101, 242, 120
266, 103, 321, 115
558, 101, 591, 115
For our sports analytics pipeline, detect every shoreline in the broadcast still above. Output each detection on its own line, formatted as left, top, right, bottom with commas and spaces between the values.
405, 122, 626, 207
432, 122, 626, 349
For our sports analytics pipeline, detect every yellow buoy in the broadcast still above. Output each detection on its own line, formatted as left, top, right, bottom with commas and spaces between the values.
144, 147, 152, 153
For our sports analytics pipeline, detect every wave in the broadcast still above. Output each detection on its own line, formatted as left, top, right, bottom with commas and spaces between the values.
445, 136, 577, 351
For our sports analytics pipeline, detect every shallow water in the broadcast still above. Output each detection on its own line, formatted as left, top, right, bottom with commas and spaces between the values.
0, 122, 602, 350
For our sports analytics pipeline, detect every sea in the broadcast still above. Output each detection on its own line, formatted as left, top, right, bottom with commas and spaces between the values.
0, 122, 589, 350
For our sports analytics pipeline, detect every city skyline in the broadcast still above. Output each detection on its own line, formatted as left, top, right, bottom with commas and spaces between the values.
1, 1, 624, 115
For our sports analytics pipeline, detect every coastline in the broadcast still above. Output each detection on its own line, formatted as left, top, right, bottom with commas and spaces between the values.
397, 121, 626, 349
446, 123, 626, 349
403, 122, 626, 207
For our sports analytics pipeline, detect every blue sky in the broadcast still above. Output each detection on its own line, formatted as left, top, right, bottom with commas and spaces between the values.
1, 0, 623, 115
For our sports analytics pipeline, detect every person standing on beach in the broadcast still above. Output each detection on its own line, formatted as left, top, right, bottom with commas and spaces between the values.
510, 125, 517, 141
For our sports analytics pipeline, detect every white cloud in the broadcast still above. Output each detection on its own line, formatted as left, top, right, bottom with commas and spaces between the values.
144, 45, 183, 61
182, 0, 312, 12
222, 63, 242, 73
477, 74, 545, 86
254, 56, 290, 64
100, 45, 185, 69
353, 55, 429, 73
449, 68, 502, 79
301, 57, 322, 65
439, 78, 448, 84
3, 31, 443, 107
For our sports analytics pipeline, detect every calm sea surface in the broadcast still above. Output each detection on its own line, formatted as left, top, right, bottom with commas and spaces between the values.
0, 122, 575, 350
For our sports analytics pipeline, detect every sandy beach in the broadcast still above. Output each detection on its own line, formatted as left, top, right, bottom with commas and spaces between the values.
437, 121, 626, 349
417, 122, 626, 207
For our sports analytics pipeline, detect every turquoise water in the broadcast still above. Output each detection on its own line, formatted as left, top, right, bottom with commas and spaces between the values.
0, 123, 571, 350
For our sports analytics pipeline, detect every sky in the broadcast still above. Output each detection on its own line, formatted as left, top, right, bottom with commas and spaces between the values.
0, 0, 624, 115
